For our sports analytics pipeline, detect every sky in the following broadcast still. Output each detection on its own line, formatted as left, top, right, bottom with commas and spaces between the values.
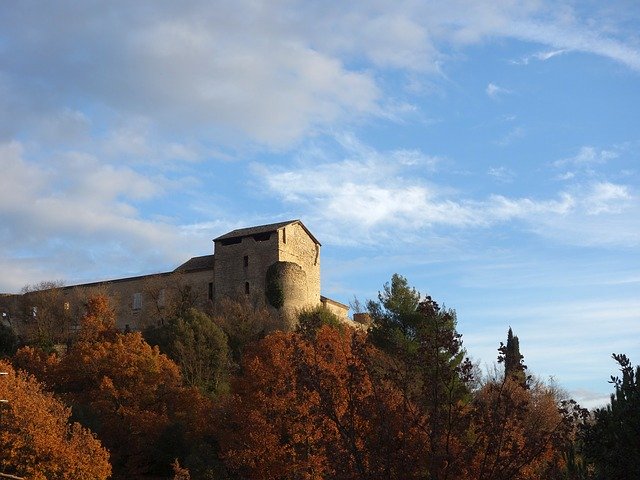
1, 1, 639, 408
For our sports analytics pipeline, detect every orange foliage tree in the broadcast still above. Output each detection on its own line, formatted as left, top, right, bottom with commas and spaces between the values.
14, 294, 218, 478
465, 376, 574, 480
0, 360, 111, 480
219, 325, 429, 479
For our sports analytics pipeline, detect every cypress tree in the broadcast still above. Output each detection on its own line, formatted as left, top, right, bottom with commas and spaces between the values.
500, 327, 527, 384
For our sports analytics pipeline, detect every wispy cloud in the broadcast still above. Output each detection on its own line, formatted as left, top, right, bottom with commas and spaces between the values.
486, 82, 511, 99
512, 48, 569, 65
487, 166, 516, 183
257, 137, 639, 248
495, 126, 525, 146
553, 146, 619, 168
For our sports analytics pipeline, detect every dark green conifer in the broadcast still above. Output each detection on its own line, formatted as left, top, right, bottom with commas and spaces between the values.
499, 327, 527, 384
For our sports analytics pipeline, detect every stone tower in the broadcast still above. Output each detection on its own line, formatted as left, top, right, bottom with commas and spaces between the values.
212, 220, 321, 321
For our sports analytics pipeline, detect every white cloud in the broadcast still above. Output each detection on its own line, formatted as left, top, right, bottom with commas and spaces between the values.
0, 141, 197, 290
513, 48, 569, 65
554, 146, 619, 168
535, 49, 568, 61
583, 182, 633, 215
257, 137, 639, 248
486, 82, 511, 99
1, 1, 638, 150
487, 166, 515, 183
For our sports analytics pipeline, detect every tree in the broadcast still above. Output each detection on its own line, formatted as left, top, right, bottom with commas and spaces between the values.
0, 323, 18, 357
367, 274, 474, 479
171, 309, 230, 396
466, 376, 574, 480
211, 296, 280, 364
14, 294, 221, 479
18, 281, 70, 351
581, 354, 640, 479
219, 325, 428, 479
499, 327, 527, 384
296, 305, 344, 340
0, 360, 111, 480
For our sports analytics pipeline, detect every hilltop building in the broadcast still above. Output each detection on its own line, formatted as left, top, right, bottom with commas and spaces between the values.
0, 220, 349, 332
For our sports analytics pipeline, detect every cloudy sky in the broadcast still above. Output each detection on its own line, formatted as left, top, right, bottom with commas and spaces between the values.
1, 1, 639, 407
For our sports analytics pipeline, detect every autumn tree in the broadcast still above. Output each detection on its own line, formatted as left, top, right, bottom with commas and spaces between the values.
466, 376, 574, 480
0, 360, 111, 480
581, 354, 640, 479
14, 294, 221, 479
367, 274, 474, 479
219, 325, 429, 479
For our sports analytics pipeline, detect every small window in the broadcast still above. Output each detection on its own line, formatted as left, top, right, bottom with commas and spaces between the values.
63, 302, 70, 311
243, 255, 249, 268
244, 282, 250, 295
282, 227, 286, 243
208, 282, 214, 301
133, 293, 142, 310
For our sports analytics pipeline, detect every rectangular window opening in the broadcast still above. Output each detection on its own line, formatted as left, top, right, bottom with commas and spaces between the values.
244, 282, 250, 295
220, 237, 242, 246
133, 293, 142, 310
243, 255, 249, 268
252, 232, 271, 242
208, 282, 214, 301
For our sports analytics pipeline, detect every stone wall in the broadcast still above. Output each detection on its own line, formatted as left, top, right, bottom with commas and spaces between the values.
213, 232, 280, 302
56, 268, 215, 331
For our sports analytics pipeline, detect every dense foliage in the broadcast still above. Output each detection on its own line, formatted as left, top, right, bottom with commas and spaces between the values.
0, 360, 111, 480
580, 354, 640, 479
1, 276, 635, 479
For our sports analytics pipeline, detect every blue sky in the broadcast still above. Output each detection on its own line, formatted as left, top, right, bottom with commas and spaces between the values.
1, 1, 639, 408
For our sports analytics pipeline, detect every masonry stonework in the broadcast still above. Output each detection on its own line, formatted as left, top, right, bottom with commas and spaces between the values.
0, 220, 349, 333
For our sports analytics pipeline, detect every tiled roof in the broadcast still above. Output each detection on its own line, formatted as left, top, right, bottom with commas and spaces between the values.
214, 219, 320, 245
174, 254, 215, 272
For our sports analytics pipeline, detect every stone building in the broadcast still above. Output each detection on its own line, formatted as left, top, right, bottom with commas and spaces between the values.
0, 220, 348, 332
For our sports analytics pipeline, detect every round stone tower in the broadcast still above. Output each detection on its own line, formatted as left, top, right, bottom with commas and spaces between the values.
265, 261, 309, 330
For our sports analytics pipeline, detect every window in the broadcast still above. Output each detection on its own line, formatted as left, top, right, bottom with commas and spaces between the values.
244, 282, 250, 295
253, 232, 271, 242
208, 282, 214, 301
63, 302, 70, 311
243, 255, 249, 268
282, 227, 286, 243
133, 293, 142, 310
220, 237, 242, 246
